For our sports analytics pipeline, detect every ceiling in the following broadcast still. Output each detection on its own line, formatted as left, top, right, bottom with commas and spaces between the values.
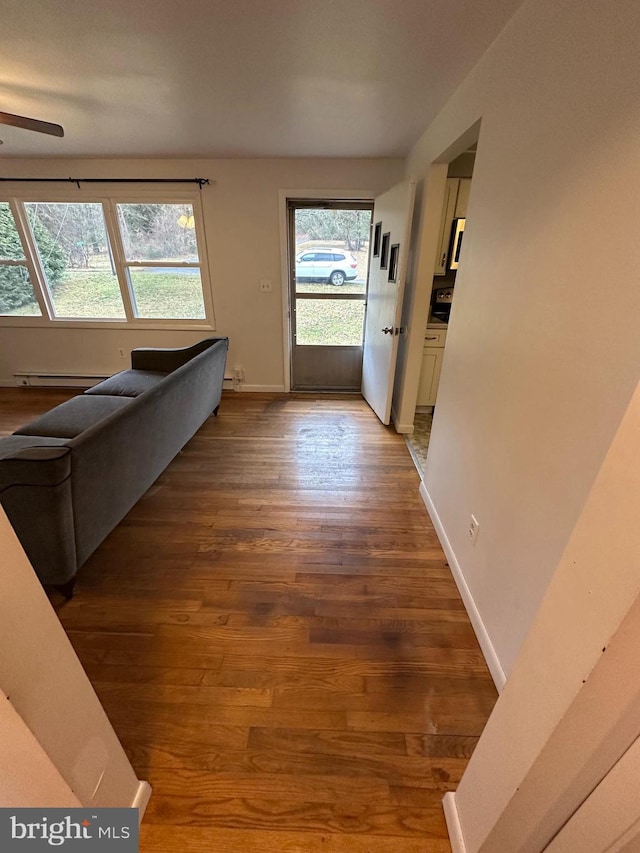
0, 0, 525, 159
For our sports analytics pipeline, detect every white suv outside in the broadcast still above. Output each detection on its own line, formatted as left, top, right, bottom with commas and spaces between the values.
295, 248, 358, 286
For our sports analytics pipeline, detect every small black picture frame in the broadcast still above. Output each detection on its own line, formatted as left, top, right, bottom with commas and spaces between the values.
380, 232, 390, 269
373, 221, 382, 257
388, 243, 400, 282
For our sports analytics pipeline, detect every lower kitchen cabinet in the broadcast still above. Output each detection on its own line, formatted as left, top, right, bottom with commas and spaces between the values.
417, 329, 447, 407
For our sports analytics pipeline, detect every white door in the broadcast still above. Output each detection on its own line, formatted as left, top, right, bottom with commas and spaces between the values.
361, 180, 416, 424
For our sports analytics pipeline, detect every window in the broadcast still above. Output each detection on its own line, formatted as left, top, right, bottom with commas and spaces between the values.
117, 203, 205, 320
0, 196, 213, 327
25, 202, 124, 319
0, 202, 42, 317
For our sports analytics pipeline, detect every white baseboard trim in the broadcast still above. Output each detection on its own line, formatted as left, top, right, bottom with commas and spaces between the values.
132, 780, 152, 821
419, 480, 506, 692
443, 793, 466, 853
391, 406, 415, 434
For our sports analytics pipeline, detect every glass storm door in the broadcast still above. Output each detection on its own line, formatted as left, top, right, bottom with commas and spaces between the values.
288, 200, 373, 390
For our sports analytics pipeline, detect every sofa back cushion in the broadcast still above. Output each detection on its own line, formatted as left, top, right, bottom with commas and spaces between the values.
69, 338, 228, 567
84, 370, 167, 398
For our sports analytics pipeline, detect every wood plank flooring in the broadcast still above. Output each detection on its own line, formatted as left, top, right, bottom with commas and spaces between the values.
0, 389, 497, 852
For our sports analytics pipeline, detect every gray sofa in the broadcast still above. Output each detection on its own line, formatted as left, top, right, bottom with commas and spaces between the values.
0, 337, 228, 595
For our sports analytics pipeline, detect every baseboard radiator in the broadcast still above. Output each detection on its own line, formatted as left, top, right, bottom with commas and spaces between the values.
16, 373, 238, 390
14, 373, 108, 389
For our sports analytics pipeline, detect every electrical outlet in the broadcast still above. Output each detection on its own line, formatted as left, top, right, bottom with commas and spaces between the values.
468, 515, 480, 544
118, 348, 126, 358
232, 366, 244, 381
259, 279, 272, 292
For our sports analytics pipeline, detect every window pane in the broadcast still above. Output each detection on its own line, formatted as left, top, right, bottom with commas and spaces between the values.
0, 202, 26, 260
294, 207, 371, 296
0, 265, 42, 316
117, 204, 200, 262
295, 299, 365, 346
128, 267, 205, 319
25, 202, 125, 319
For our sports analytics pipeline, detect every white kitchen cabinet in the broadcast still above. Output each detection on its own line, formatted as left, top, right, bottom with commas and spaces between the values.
434, 179, 459, 275
422, 329, 447, 347
417, 330, 447, 407
434, 177, 471, 274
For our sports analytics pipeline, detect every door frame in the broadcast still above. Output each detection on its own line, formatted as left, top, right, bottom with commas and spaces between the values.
286, 198, 374, 392
391, 120, 481, 433
278, 188, 378, 393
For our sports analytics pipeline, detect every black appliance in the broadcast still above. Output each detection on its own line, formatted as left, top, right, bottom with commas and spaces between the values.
431, 286, 454, 323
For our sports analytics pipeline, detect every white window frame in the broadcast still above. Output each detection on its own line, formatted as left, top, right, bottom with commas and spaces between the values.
0, 188, 215, 331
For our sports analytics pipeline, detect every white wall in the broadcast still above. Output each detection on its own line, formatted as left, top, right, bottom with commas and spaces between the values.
0, 158, 402, 387
406, 0, 640, 675
545, 735, 640, 853
0, 687, 80, 808
447, 374, 640, 851
0, 507, 146, 808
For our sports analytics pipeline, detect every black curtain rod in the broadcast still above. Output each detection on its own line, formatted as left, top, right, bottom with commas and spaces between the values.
0, 177, 210, 189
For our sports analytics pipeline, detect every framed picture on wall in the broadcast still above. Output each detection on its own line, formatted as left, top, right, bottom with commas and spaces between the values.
380, 232, 390, 269
388, 244, 400, 282
373, 222, 382, 257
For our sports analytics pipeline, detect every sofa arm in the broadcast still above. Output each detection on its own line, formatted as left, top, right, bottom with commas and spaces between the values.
0, 437, 71, 489
131, 338, 229, 373
0, 437, 76, 585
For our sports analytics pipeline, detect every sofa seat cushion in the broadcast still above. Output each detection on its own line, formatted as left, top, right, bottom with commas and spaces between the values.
85, 369, 167, 397
0, 435, 72, 488
14, 395, 134, 439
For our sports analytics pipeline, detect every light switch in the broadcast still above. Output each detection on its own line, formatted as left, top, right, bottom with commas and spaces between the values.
259, 279, 272, 292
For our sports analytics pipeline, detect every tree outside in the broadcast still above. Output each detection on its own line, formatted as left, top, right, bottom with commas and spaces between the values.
0, 202, 65, 313
295, 208, 371, 251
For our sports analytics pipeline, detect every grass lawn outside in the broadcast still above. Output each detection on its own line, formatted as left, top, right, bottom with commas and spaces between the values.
8, 268, 206, 320
295, 298, 365, 346
7, 259, 366, 346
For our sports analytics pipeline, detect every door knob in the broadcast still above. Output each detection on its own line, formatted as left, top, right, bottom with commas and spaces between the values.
382, 326, 393, 334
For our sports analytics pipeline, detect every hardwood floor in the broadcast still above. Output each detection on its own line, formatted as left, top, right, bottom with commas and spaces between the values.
1, 389, 497, 852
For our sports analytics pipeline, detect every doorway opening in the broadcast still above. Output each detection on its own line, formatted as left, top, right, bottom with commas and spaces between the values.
407, 145, 477, 477
287, 200, 373, 391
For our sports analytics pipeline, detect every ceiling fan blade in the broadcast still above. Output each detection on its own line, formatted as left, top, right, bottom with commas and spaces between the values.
0, 111, 64, 138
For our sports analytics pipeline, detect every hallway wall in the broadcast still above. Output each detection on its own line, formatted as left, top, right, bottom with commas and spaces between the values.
404, 0, 640, 676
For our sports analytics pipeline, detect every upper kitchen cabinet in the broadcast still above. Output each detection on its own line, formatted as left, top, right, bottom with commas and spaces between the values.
455, 178, 471, 218
434, 178, 471, 275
